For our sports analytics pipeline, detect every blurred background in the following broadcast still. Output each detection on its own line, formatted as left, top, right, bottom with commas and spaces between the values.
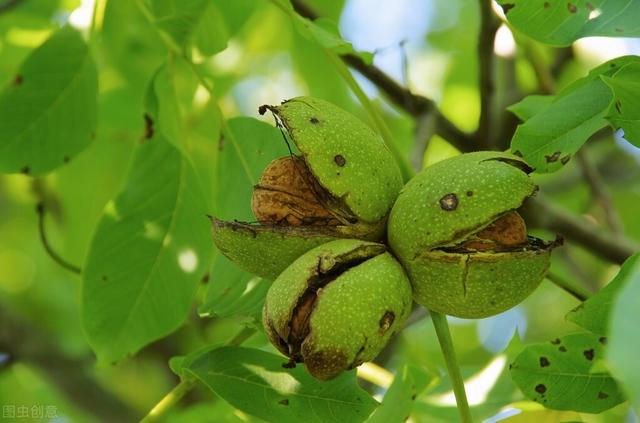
1, 0, 639, 421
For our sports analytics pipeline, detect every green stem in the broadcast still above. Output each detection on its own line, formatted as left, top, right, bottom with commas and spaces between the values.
139, 326, 257, 422
139, 379, 196, 423
431, 311, 473, 423
546, 271, 592, 302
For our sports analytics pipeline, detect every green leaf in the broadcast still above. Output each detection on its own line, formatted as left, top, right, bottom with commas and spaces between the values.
0, 26, 97, 175
82, 133, 211, 363
367, 365, 433, 423
147, 0, 228, 55
498, 0, 640, 46
185, 346, 378, 423
510, 332, 625, 413
508, 95, 554, 121
566, 254, 640, 335
199, 252, 270, 319
608, 253, 640, 414
193, 4, 229, 56
510, 56, 639, 173
293, 17, 373, 64
82, 67, 212, 363
602, 62, 640, 147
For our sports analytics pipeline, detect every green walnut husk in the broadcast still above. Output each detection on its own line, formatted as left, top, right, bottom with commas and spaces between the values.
212, 97, 403, 280
388, 151, 556, 319
263, 239, 412, 380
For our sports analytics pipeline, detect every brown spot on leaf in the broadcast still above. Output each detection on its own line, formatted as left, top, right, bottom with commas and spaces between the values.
539, 357, 550, 367
501, 3, 515, 13
615, 100, 622, 113
20, 166, 30, 174
278, 399, 289, 405
12, 74, 23, 85
584, 348, 594, 360
309, 117, 319, 124
379, 311, 395, 335
439, 193, 458, 211
544, 1, 550, 8
598, 391, 609, 399
551, 338, 561, 345
535, 384, 547, 394
567, 3, 577, 13
586, 2, 595, 10
334, 154, 346, 167
466, 191, 473, 197
411, 394, 417, 400
599, 336, 607, 345
559, 346, 567, 352
560, 155, 571, 165
545, 151, 561, 163
143, 113, 154, 140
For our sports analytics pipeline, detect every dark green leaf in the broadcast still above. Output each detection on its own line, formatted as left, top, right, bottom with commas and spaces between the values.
566, 254, 640, 335
0, 26, 97, 175
82, 67, 212, 363
602, 62, 640, 147
607, 253, 640, 414
185, 346, 378, 423
508, 95, 554, 121
510, 332, 625, 413
498, 0, 640, 46
510, 56, 640, 173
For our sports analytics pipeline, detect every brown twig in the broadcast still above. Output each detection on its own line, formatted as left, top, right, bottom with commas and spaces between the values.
291, 0, 638, 265
0, 307, 139, 421
0, 0, 22, 14
36, 202, 82, 275
522, 195, 639, 265
291, 0, 475, 152
475, 0, 501, 149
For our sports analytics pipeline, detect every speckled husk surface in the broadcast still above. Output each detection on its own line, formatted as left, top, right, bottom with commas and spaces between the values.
388, 151, 554, 318
211, 218, 385, 280
388, 151, 536, 260
212, 96, 404, 280
262, 239, 412, 380
265, 96, 403, 224
410, 248, 551, 318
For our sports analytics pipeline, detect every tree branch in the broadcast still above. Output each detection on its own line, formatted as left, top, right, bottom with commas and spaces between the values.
475, 0, 500, 149
290, 0, 475, 152
0, 0, 22, 14
522, 195, 639, 265
0, 307, 139, 422
291, 0, 638, 265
